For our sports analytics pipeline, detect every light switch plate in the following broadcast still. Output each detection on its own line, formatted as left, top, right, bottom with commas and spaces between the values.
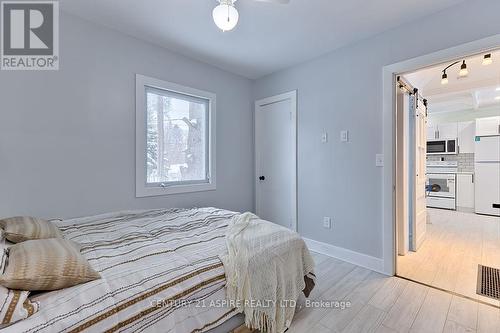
376, 154, 384, 167
323, 217, 331, 229
321, 132, 328, 143
340, 130, 349, 142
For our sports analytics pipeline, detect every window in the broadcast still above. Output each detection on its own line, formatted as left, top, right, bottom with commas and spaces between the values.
136, 75, 216, 197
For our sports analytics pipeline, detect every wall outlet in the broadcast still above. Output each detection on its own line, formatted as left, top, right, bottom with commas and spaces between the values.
321, 131, 328, 143
340, 130, 349, 142
323, 217, 332, 229
376, 154, 384, 167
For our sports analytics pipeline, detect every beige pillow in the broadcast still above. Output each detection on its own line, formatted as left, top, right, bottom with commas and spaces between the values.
0, 216, 63, 243
0, 230, 39, 325
0, 239, 100, 291
0, 230, 7, 272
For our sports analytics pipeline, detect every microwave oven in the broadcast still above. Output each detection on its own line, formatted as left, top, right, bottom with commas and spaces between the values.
427, 138, 457, 155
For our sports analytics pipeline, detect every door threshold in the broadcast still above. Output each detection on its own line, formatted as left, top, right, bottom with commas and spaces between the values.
395, 274, 500, 309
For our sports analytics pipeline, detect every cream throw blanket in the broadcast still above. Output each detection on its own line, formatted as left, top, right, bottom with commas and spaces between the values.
220, 213, 315, 333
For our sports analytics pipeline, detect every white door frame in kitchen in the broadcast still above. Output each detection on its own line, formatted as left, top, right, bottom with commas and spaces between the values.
381, 34, 500, 276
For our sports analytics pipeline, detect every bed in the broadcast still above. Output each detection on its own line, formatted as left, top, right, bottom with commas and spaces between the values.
3, 207, 312, 333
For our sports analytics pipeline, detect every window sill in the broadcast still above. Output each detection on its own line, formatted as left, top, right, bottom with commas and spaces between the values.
135, 182, 216, 198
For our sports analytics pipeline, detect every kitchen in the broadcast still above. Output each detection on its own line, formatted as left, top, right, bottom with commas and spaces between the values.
396, 50, 500, 306
426, 116, 500, 216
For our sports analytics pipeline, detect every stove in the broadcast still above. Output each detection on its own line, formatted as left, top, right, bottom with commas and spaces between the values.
426, 161, 458, 174
426, 161, 457, 210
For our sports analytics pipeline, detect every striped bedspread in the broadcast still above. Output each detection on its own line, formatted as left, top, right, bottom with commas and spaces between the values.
4, 207, 240, 333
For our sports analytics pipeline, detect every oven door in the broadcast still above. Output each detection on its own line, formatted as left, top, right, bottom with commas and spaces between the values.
426, 174, 456, 198
427, 140, 446, 154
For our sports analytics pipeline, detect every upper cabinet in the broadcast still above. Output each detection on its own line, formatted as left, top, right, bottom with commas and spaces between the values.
427, 121, 475, 153
427, 123, 458, 140
437, 122, 458, 139
427, 125, 437, 140
457, 121, 475, 154
476, 116, 500, 137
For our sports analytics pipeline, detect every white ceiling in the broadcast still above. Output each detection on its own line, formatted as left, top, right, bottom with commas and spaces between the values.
61, 0, 467, 79
404, 50, 500, 114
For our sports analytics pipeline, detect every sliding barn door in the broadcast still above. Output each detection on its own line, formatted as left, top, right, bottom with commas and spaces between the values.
410, 96, 427, 251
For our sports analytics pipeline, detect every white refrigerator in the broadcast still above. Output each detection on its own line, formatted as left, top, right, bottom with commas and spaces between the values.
474, 136, 500, 216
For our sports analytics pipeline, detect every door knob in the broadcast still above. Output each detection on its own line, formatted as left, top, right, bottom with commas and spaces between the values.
259, 176, 265, 181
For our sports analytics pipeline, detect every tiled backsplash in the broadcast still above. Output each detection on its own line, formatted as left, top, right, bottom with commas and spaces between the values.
427, 153, 474, 172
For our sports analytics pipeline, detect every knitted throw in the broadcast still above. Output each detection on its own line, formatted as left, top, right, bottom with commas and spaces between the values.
220, 212, 315, 333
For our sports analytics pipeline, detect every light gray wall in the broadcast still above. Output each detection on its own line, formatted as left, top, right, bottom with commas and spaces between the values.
253, 0, 500, 259
0, 13, 254, 219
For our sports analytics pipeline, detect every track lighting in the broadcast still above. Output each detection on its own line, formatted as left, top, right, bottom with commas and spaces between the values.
441, 72, 448, 85
459, 60, 468, 77
440, 54, 493, 84
482, 54, 493, 65
441, 59, 468, 84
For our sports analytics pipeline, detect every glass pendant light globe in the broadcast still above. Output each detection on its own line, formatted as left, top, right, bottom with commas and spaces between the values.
213, 2, 239, 31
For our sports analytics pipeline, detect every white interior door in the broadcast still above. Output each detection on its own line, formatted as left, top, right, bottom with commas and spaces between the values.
410, 96, 427, 251
255, 91, 297, 230
396, 90, 410, 256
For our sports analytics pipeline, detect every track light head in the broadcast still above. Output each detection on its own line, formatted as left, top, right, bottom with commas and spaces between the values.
459, 60, 468, 77
482, 53, 492, 65
441, 71, 448, 85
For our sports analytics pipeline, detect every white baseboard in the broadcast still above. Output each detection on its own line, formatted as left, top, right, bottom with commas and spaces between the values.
304, 238, 387, 275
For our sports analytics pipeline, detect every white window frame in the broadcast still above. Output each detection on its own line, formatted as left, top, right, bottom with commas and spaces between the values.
135, 74, 216, 197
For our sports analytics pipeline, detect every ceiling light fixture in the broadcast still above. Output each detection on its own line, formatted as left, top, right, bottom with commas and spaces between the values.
459, 60, 468, 77
440, 59, 469, 83
441, 72, 448, 85
496, 87, 500, 91
212, 0, 290, 32
213, 0, 239, 32
482, 53, 493, 65
495, 96, 500, 100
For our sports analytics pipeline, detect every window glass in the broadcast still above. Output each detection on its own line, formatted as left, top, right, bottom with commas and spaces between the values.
145, 87, 209, 185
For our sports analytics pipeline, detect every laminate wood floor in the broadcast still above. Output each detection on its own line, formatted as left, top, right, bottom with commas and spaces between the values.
236, 250, 500, 333
397, 208, 500, 307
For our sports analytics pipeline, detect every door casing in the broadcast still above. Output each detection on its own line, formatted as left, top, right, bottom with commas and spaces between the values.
384, 34, 500, 275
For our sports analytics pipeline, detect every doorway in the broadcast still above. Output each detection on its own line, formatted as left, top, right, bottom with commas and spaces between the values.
394, 49, 500, 307
255, 91, 297, 230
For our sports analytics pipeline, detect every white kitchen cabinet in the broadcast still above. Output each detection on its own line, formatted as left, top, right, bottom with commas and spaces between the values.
457, 173, 474, 211
436, 122, 458, 139
476, 116, 500, 136
427, 123, 458, 140
427, 125, 437, 140
457, 121, 475, 154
